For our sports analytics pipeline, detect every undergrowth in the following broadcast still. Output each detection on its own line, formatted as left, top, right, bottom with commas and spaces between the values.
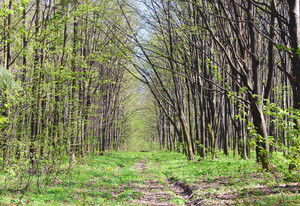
0, 151, 299, 205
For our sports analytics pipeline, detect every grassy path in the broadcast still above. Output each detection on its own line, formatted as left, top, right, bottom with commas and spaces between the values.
130, 159, 190, 206
0, 152, 299, 205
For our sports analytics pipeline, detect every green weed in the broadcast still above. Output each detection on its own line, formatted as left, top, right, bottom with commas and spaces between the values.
0, 151, 298, 205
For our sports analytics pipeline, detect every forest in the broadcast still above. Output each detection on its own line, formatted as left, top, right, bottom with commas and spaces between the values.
0, 0, 299, 205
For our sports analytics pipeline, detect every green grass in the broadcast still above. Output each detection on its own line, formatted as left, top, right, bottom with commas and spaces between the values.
0, 152, 144, 205
0, 151, 299, 205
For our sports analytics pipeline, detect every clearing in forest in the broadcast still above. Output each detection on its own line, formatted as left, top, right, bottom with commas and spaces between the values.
0, 152, 299, 205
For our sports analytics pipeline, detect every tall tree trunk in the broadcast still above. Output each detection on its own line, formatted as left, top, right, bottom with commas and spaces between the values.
287, 0, 300, 128
30, 0, 41, 168
70, 6, 78, 162
6, 0, 12, 71
287, 0, 300, 170
247, 1, 270, 170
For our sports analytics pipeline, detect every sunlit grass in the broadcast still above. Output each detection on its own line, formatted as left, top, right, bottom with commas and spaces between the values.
0, 151, 299, 205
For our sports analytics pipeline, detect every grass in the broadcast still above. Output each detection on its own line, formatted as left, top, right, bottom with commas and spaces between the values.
0, 151, 299, 205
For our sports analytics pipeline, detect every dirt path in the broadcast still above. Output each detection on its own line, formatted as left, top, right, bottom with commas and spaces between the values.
126, 160, 300, 206
129, 160, 193, 206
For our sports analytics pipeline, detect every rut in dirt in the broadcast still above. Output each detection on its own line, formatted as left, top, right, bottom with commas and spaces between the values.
128, 159, 196, 206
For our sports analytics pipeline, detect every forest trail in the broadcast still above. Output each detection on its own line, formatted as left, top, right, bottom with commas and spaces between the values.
114, 153, 299, 206
1, 152, 299, 205
1, 0, 300, 205
129, 159, 192, 206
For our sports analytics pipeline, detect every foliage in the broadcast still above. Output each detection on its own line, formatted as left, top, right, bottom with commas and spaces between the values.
0, 0, 299, 202
0, 0, 139, 192
0, 66, 22, 92
263, 101, 300, 170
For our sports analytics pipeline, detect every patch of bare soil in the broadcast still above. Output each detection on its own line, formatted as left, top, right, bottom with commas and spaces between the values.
130, 160, 193, 206
134, 160, 148, 172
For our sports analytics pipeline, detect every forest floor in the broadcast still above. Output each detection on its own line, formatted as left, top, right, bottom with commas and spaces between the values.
0, 151, 299, 205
